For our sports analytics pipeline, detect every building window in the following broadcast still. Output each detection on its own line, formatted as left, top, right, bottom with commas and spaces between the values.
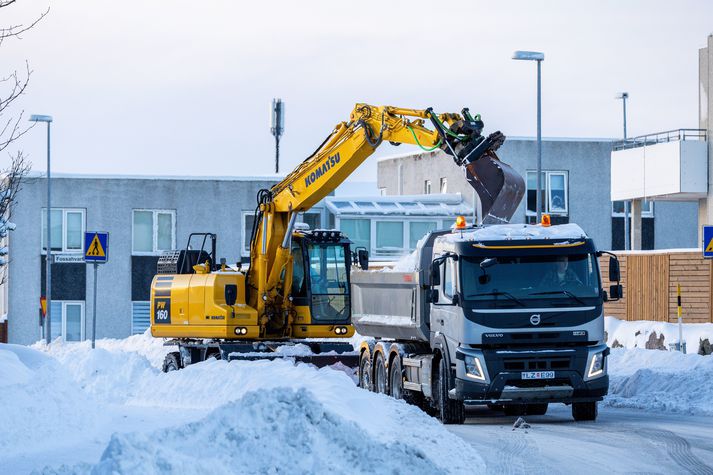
132, 210, 175, 254
440, 177, 447, 194
41, 208, 85, 253
299, 211, 321, 230
340, 218, 370, 253
131, 301, 151, 335
375, 221, 404, 255
526, 171, 568, 215
612, 200, 654, 217
49, 301, 85, 342
424, 180, 432, 194
409, 221, 438, 249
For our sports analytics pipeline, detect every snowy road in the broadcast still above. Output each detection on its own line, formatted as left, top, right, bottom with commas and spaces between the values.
449, 405, 713, 475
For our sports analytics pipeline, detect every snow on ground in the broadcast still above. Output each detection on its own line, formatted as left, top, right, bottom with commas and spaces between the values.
1, 332, 484, 474
605, 316, 713, 352
605, 347, 713, 416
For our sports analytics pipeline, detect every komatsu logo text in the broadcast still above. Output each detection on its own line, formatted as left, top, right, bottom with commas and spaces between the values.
305, 153, 340, 188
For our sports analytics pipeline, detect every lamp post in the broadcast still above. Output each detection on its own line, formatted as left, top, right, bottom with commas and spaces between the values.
513, 51, 545, 223
615, 92, 630, 250
30, 114, 53, 343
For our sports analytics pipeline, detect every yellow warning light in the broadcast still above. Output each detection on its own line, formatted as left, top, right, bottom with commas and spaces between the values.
455, 216, 467, 229
541, 214, 551, 227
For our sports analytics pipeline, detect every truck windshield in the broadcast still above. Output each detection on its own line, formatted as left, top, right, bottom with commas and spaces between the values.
461, 254, 600, 303
307, 243, 350, 322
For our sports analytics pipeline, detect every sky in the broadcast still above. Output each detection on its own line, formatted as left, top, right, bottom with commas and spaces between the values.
2, 0, 712, 183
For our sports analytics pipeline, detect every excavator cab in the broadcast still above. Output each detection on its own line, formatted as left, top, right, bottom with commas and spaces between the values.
290, 230, 352, 335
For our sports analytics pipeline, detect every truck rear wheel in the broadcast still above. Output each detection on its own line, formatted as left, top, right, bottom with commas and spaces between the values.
162, 352, 182, 373
374, 352, 388, 394
359, 351, 373, 391
572, 401, 597, 421
437, 357, 465, 424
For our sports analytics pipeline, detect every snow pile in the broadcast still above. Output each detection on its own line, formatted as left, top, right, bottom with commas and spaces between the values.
4, 337, 484, 473
606, 347, 713, 416
0, 344, 103, 458
84, 388, 442, 475
605, 316, 713, 353
388, 249, 418, 271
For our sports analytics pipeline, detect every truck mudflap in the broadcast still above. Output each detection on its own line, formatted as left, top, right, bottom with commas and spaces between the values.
452, 344, 609, 404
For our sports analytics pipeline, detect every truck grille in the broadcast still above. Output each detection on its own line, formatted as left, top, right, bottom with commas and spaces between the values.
503, 357, 571, 371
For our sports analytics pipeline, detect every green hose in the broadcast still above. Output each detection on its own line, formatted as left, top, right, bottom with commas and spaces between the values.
407, 126, 441, 151
430, 113, 470, 141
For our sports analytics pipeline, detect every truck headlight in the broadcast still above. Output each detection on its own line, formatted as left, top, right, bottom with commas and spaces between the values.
588, 351, 605, 378
464, 355, 486, 381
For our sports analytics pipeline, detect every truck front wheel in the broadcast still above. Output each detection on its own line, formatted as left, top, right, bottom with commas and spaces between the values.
572, 401, 598, 421
437, 357, 465, 424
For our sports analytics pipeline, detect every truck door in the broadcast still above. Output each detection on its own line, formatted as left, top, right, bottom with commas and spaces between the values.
432, 256, 461, 344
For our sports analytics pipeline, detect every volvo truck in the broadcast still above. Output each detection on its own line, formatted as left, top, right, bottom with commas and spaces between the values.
352, 221, 622, 423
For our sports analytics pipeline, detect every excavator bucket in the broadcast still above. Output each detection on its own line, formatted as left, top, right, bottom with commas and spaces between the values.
464, 151, 525, 224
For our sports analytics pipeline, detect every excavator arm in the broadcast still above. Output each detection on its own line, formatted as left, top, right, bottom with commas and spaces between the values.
248, 103, 524, 337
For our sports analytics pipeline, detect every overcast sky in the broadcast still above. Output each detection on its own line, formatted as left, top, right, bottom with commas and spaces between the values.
3, 0, 712, 182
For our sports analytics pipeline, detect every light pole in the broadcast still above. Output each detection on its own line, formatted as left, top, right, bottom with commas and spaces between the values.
513, 51, 545, 223
615, 92, 630, 250
30, 114, 53, 343
270, 98, 284, 174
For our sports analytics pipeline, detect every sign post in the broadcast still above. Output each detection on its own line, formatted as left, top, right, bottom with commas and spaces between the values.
84, 232, 109, 349
703, 225, 713, 259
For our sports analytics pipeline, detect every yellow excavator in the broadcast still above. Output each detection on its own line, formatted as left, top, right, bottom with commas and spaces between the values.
151, 103, 524, 371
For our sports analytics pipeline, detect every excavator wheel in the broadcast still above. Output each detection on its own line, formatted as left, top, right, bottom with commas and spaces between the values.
464, 152, 525, 225
162, 352, 182, 373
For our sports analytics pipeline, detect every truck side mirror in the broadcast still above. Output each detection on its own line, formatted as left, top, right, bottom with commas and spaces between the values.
609, 284, 623, 301
357, 249, 369, 270
430, 262, 441, 286
609, 256, 620, 282
225, 284, 238, 306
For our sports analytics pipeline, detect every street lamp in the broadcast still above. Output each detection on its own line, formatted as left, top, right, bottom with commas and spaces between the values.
615, 92, 630, 250
513, 50, 545, 222
270, 98, 284, 174
30, 114, 53, 343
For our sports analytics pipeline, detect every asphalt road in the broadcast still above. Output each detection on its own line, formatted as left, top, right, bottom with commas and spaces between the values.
448, 404, 713, 475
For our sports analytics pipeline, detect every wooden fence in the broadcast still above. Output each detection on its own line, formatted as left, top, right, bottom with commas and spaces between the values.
600, 250, 713, 323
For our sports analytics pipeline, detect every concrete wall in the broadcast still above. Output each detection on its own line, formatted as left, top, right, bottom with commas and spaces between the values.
7, 175, 290, 345
378, 138, 698, 250
699, 34, 713, 241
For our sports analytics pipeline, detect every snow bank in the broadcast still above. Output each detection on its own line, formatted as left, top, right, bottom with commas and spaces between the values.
605, 316, 713, 353
7, 336, 484, 474
606, 348, 713, 416
85, 388, 443, 475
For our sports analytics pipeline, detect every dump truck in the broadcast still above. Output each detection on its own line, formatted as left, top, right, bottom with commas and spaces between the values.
352, 220, 622, 423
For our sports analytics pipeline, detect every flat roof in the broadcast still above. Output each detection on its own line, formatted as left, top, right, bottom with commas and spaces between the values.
26, 172, 284, 181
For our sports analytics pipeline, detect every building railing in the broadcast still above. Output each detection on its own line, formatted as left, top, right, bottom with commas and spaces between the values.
613, 128, 707, 151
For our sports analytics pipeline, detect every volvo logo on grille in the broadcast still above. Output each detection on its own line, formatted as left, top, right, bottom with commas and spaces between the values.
530, 314, 541, 325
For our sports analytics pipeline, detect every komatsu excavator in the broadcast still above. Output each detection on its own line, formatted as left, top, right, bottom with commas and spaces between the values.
151, 103, 524, 371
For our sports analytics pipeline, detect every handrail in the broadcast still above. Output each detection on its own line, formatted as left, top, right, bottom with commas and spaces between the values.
613, 128, 706, 151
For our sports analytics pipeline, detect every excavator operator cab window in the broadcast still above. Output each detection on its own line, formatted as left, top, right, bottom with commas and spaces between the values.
291, 244, 308, 304
306, 243, 350, 323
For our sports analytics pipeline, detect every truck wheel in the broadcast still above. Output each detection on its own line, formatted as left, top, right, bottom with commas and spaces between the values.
572, 401, 598, 421
374, 352, 388, 394
437, 357, 465, 424
526, 403, 548, 416
389, 356, 405, 400
359, 351, 373, 391
162, 352, 182, 373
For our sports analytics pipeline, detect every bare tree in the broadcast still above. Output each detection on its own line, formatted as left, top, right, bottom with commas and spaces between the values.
0, 1, 48, 282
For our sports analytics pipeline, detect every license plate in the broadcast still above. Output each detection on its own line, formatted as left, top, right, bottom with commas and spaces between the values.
521, 371, 555, 380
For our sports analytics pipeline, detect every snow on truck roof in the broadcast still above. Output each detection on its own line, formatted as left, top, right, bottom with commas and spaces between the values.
442, 223, 588, 242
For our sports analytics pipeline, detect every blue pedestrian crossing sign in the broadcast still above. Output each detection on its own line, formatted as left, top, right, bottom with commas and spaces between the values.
704, 226, 713, 259
84, 232, 109, 263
